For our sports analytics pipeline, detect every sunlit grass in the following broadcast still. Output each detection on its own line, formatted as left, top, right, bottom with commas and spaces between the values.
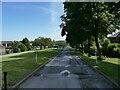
2, 48, 62, 87
71, 48, 120, 85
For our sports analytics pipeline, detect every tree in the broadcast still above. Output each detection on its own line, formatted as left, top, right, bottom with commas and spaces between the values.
12, 41, 21, 53
53, 40, 67, 48
43, 38, 52, 48
12, 41, 21, 47
12, 47, 21, 53
12, 41, 27, 52
33, 37, 52, 49
33, 37, 42, 49
60, 2, 119, 58
18, 43, 27, 52
21, 37, 31, 50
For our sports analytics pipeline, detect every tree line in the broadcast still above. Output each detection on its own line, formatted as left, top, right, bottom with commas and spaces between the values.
60, 2, 120, 58
7, 37, 67, 53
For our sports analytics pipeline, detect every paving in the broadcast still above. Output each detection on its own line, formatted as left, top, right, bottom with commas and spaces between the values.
18, 47, 117, 88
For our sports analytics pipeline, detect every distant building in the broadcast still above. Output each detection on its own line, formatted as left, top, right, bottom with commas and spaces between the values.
2, 41, 13, 48
0, 44, 5, 53
30, 41, 33, 46
108, 31, 120, 43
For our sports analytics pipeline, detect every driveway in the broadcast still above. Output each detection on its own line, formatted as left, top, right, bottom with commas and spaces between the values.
18, 47, 117, 88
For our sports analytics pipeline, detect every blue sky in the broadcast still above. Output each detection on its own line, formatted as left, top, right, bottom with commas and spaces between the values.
2, 2, 66, 41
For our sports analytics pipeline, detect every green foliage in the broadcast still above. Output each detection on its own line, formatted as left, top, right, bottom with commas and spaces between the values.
43, 38, 52, 48
2, 48, 62, 87
12, 41, 28, 52
53, 40, 67, 48
60, 2, 120, 57
12, 41, 21, 53
107, 43, 120, 58
101, 39, 110, 56
18, 43, 27, 52
72, 48, 119, 85
21, 37, 31, 51
33, 37, 52, 49
6, 49, 10, 54
12, 47, 21, 53
101, 42, 120, 58
12, 41, 21, 47
33, 38, 41, 46
71, 48, 120, 85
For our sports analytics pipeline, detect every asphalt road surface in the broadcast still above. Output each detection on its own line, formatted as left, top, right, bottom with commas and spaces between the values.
19, 47, 117, 88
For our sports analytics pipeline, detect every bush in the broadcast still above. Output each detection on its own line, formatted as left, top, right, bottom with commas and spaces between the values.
12, 47, 21, 53
101, 47, 108, 56
6, 50, 10, 54
107, 43, 120, 58
27, 45, 32, 51
90, 48, 95, 56
18, 43, 27, 52
101, 42, 120, 58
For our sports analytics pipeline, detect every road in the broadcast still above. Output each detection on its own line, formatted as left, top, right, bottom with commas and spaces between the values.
19, 47, 117, 88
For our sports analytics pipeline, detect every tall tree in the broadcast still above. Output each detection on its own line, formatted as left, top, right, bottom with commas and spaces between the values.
21, 37, 31, 50
60, 2, 119, 58
33, 37, 52, 49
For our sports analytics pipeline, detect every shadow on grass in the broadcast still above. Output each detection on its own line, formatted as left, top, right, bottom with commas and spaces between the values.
2, 49, 61, 62
2, 48, 62, 87
72, 49, 120, 86
2, 59, 39, 86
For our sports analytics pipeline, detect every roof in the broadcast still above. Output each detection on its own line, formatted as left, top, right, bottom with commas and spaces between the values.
108, 31, 120, 38
0, 44, 5, 48
2, 41, 13, 44
2, 41, 33, 44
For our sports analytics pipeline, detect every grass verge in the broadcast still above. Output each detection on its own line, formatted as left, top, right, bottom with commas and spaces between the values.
2, 48, 62, 87
71, 48, 120, 86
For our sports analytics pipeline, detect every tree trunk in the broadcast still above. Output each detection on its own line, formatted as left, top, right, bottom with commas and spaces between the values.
95, 36, 101, 58
78, 44, 81, 52
88, 37, 91, 57
44, 46, 46, 49
40, 45, 42, 50
75, 45, 77, 51
81, 43, 84, 54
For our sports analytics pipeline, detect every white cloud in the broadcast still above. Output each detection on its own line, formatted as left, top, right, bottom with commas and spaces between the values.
2, 0, 66, 2
32, 5, 57, 14
31, 3, 65, 41
48, 2, 65, 40
2, 2, 65, 41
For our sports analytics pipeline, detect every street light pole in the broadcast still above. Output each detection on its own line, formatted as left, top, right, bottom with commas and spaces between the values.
36, 52, 37, 63
95, 50, 98, 64
4, 72, 7, 90
35, 50, 38, 64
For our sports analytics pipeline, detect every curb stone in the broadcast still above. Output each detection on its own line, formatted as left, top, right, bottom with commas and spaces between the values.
12, 60, 50, 89
11, 50, 63, 89
78, 56, 120, 88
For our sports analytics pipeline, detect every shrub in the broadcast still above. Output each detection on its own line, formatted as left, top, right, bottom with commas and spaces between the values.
12, 47, 21, 53
27, 45, 32, 51
107, 43, 120, 58
6, 50, 10, 54
90, 48, 95, 56
101, 42, 120, 58
18, 43, 27, 52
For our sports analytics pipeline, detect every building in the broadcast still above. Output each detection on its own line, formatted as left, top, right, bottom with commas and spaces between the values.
30, 41, 33, 46
108, 31, 120, 43
2, 41, 13, 48
0, 44, 5, 53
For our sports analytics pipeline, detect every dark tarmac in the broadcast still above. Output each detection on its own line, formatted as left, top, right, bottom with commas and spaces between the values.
19, 47, 117, 88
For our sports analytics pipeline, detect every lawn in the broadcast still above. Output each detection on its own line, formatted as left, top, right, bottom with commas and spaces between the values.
2, 48, 62, 87
71, 48, 120, 86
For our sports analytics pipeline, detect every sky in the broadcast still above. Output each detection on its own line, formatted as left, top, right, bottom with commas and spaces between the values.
2, 2, 66, 41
